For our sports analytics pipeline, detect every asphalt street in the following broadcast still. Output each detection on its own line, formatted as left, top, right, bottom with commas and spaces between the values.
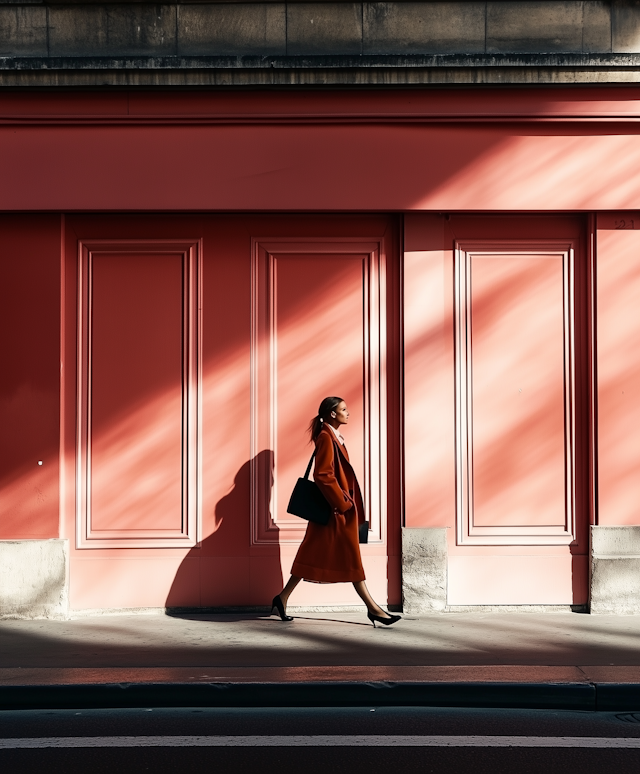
3, 706, 640, 773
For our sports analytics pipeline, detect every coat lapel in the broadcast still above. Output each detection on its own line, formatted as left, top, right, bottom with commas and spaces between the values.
337, 440, 350, 464
323, 425, 352, 469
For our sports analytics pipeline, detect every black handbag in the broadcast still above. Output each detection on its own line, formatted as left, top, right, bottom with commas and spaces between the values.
287, 450, 332, 526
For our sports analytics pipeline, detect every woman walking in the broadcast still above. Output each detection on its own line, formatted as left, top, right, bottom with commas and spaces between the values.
272, 396, 401, 627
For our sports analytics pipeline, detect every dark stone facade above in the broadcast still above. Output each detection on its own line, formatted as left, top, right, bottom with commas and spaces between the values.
1, 1, 640, 85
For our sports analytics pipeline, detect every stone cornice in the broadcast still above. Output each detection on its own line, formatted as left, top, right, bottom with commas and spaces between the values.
2, 53, 640, 86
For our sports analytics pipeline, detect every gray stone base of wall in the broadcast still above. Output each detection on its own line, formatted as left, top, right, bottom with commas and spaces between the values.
401, 527, 448, 614
591, 526, 640, 614
0, 540, 69, 620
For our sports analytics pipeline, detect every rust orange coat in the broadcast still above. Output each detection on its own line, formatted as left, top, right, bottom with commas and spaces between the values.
291, 424, 366, 583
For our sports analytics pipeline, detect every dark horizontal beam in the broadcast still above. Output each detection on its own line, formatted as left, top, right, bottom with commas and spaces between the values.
3, 52, 640, 69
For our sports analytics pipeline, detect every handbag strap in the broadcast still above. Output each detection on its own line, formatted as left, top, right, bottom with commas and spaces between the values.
303, 449, 316, 480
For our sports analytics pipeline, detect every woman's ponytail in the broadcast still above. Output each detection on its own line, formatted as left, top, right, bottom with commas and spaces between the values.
308, 396, 344, 442
308, 414, 323, 442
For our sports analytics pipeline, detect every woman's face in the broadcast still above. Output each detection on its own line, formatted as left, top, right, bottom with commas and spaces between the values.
331, 401, 349, 426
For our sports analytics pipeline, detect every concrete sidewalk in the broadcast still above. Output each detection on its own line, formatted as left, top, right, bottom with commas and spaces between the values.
2, 611, 640, 710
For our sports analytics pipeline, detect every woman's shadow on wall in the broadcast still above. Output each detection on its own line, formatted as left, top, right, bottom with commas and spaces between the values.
165, 449, 282, 616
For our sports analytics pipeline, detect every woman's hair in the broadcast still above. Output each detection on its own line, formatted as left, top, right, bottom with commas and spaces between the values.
308, 396, 344, 442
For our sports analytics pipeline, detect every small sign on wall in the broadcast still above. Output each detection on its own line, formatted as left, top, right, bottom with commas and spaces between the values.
597, 213, 640, 230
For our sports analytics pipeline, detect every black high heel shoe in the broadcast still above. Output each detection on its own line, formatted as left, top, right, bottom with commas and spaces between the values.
367, 611, 401, 628
271, 595, 293, 622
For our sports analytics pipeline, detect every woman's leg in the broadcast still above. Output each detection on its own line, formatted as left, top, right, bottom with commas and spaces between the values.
352, 580, 392, 619
278, 575, 301, 609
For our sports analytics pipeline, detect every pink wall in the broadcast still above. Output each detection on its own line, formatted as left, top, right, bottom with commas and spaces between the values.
2, 88, 640, 213
0, 215, 61, 538
3, 124, 640, 213
3, 88, 640, 608
404, 214, 455, 529
597, 215, 640, 525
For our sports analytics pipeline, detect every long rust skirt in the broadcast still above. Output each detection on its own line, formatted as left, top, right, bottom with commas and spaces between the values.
291, 507, 365, 583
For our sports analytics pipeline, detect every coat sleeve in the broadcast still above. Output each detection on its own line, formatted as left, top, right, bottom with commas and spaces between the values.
313, 432, 354, 514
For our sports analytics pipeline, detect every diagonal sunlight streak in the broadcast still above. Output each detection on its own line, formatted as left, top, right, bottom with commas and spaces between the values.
469, 255, 566, 528
88, 387, 184, 531
597, 229, 640, 524
424, 132, 640, 212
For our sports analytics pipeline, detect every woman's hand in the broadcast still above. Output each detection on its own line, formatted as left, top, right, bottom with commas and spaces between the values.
342, 492, 355, 511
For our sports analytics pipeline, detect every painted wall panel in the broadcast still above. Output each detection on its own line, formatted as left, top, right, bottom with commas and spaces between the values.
273, 253, 366, 536
75, 240, 201, 549
448, 555, 578, 606
597, 216, 640, 525
251, 240, 386, 546
0, 215, 60, 539
71, 555, 198, 610
4, 125, 640, 212
469, 251, 567, 532
90, 252, 184, 532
